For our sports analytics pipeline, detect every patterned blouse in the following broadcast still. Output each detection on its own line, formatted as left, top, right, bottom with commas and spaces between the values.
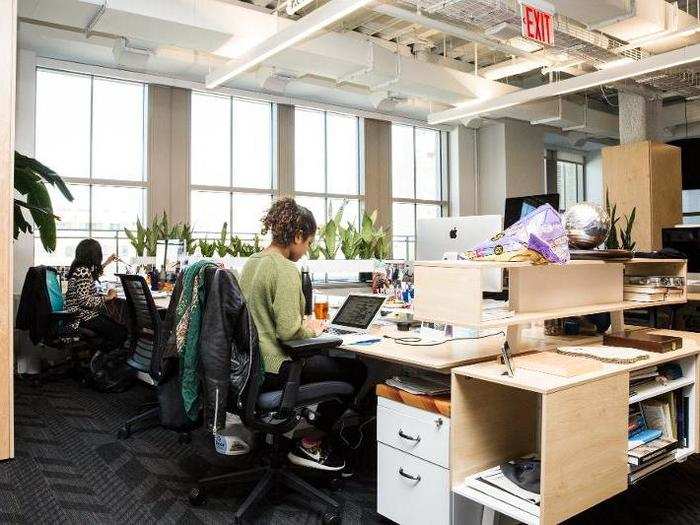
64, 266, 105, 329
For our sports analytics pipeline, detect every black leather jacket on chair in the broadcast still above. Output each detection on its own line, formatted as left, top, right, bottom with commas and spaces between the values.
199, 268, 258, 431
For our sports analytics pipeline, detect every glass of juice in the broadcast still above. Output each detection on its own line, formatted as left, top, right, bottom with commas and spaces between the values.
314, 295, 329, 320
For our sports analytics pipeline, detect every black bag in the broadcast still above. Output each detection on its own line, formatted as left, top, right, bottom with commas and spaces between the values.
88, 348, 136, 393
157, 359, 201, 431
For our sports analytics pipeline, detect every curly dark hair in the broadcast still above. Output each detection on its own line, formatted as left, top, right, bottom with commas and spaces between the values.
262, 197, 317, 246
67, 238, 104, 281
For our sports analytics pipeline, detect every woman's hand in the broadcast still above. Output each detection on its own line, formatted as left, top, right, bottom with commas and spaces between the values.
105, 289, 118, 301
103, 253, 118, 268
304, 317, 327, 336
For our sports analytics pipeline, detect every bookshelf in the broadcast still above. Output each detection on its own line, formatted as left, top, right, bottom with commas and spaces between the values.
410, 258, 696, 524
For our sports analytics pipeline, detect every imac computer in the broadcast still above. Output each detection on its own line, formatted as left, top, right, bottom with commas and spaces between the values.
504, 193, 560, 228
416, 215, 503, 292
662, 225, 700, 287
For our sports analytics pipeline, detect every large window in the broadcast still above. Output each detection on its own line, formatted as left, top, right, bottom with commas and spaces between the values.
294, 108, 362, 229
391, 124, 446, 259
556, 159, 585, 211
190, 92, 274, 237
34, 69, 147, 274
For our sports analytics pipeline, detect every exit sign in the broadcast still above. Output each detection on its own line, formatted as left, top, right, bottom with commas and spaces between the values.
521, 2, 554, 46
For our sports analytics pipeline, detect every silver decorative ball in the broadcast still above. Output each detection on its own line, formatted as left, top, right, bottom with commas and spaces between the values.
563, 202, 611, 249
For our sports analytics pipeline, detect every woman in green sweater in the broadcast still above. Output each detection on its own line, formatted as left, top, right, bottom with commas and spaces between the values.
240, 197, 366, 473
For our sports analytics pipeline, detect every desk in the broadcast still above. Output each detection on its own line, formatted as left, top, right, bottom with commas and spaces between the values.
451, 329, 700, 525
339, 325, 600, 373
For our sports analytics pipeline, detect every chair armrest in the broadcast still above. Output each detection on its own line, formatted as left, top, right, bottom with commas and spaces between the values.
51, 310, 79, 321
280, 336, 343, 359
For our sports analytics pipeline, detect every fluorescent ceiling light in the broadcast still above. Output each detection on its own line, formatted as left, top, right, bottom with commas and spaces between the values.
206, 0, 373, 89
428, 42, 700, 125
596, 57, 634, 70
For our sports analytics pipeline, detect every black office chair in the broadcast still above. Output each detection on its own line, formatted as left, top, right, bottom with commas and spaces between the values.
116, 274, 168, 439
188, 269, 349, 525
16, 265, 102, 384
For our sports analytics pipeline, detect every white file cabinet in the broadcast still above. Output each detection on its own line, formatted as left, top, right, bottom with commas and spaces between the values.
376, 397, 451, 525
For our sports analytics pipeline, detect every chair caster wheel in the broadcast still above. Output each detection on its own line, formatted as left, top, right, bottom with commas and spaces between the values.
188, 487, 206, 507
178, 433, 191, 445
322, 510, 341, 525
117, 427, 130, 440
328, 476, 343, 491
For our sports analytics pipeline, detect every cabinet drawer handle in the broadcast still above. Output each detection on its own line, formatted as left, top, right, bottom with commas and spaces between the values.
398, 429, 421, 443
399, 468, 421, 483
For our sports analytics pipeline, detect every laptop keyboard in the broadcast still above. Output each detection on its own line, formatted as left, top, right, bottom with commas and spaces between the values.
325, 327, 355, 336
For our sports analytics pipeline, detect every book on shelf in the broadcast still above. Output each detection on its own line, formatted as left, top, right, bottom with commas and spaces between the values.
629, 403, 646, 436
464, 463, 540, 518
630, 366, 659, 382
624, 291, 667, 302
629, 429, 663, 450
641, 394, 676, 439
384, 375, 450, 396
628, 437, 679, 466
629, 452, 677, 484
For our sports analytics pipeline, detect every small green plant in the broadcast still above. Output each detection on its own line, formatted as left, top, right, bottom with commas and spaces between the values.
198, 238, 217, 258
228, 235, 242, 257
144, 224, 158, 257
339, 223, 360, 260
604, 188, 620, 250
620, 207, 637, 251
216, 223, 230, 257
179, 223, 198, 255
357, 210, 389, 259
319, 205, 344, 259
308, 237, 322, 260
124, 218, 148, 257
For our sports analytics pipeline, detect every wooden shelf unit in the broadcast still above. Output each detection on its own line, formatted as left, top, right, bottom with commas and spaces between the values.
450, 337, 700, 525
410, 259, 695, 524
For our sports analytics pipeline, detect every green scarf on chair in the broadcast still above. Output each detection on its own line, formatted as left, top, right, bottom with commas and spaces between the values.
175, 259, 218, 420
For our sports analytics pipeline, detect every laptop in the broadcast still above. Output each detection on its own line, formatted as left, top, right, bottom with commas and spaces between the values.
324, 294, 386, 345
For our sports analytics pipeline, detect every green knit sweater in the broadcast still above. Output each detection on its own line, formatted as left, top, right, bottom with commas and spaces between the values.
239, 251, 314, 374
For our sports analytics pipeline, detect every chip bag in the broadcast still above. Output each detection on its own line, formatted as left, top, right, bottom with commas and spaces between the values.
461, 204, 569, 264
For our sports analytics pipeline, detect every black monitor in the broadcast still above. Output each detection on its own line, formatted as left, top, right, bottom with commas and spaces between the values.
504, 193, 560, 228
662, 226, 699, 278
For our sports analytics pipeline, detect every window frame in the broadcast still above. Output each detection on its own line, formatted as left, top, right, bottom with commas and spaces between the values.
293, 106, 364, 226
34, 68, 149, 274
556, 158, 586, 211
391, 124, 449, 259
35, 68, 149, 234
189, 91, 276, 236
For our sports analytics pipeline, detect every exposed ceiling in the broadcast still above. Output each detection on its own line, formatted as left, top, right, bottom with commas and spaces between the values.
15, 0, 700, 144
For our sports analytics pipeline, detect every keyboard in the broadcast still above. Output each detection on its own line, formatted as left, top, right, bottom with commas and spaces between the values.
325, 327, 355, 336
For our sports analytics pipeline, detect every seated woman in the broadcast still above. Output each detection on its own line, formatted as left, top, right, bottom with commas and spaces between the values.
239, 197, 367, 473
65, 238, 127, 352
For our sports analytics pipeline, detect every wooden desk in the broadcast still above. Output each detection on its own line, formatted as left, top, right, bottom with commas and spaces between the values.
450, 329, 700, 525
339, 325, 600, 373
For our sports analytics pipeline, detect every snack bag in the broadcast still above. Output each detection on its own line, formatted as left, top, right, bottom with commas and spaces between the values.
461, 204, 569, 264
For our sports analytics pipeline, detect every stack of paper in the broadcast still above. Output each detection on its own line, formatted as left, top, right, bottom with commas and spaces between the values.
464, 464, 540, 518
481, 299, 514, 322
385, 375, 450, 396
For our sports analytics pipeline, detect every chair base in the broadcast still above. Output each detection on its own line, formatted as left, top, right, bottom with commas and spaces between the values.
117, 402, 159, 439
189, 440, 342, 524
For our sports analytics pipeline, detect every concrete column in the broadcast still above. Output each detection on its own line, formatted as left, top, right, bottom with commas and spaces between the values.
448, 125, 477, 216
478, 120, 546, 216
618, 91, 663, 144
276, 104, 295, 196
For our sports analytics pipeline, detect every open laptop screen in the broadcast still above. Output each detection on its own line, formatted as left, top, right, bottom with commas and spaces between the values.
332, 295, 386, 329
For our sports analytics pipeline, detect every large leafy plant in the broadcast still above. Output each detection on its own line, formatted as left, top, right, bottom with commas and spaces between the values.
14, 152, 73, 252
357, 210, 390, 259
124, 218, 148, 257
319, 206, 344, 259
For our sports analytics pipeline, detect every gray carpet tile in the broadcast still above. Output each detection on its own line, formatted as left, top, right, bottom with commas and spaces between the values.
1, 377, 382, 524
4, 376, 700, 524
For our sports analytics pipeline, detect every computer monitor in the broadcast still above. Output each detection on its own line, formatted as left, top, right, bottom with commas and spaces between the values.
504, 193, 560, 228
416, 215, 503, 292
662, 226, 700, 280
155, 240, 184, 273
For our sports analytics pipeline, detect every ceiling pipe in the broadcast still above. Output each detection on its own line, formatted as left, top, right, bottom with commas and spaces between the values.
372, 3, 556, 65
429, 42, 700, 124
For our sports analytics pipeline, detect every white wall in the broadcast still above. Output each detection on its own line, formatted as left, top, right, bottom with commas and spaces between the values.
477, 120, 546, 216
585, 149, 604, 205
14, 49, 36, 296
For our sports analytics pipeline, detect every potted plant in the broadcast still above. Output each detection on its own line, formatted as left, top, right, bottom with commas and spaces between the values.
198, 238, 217, 258
13, 152, 73, 252
179, 222, 198, 256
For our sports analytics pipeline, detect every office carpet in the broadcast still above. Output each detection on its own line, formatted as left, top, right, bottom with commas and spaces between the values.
3, 377, 700, 524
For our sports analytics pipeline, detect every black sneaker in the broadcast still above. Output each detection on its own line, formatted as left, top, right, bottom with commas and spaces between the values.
288, 440, 345, 471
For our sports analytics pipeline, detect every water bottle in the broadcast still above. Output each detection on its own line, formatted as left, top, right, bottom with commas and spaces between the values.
301, 266, 313, 316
